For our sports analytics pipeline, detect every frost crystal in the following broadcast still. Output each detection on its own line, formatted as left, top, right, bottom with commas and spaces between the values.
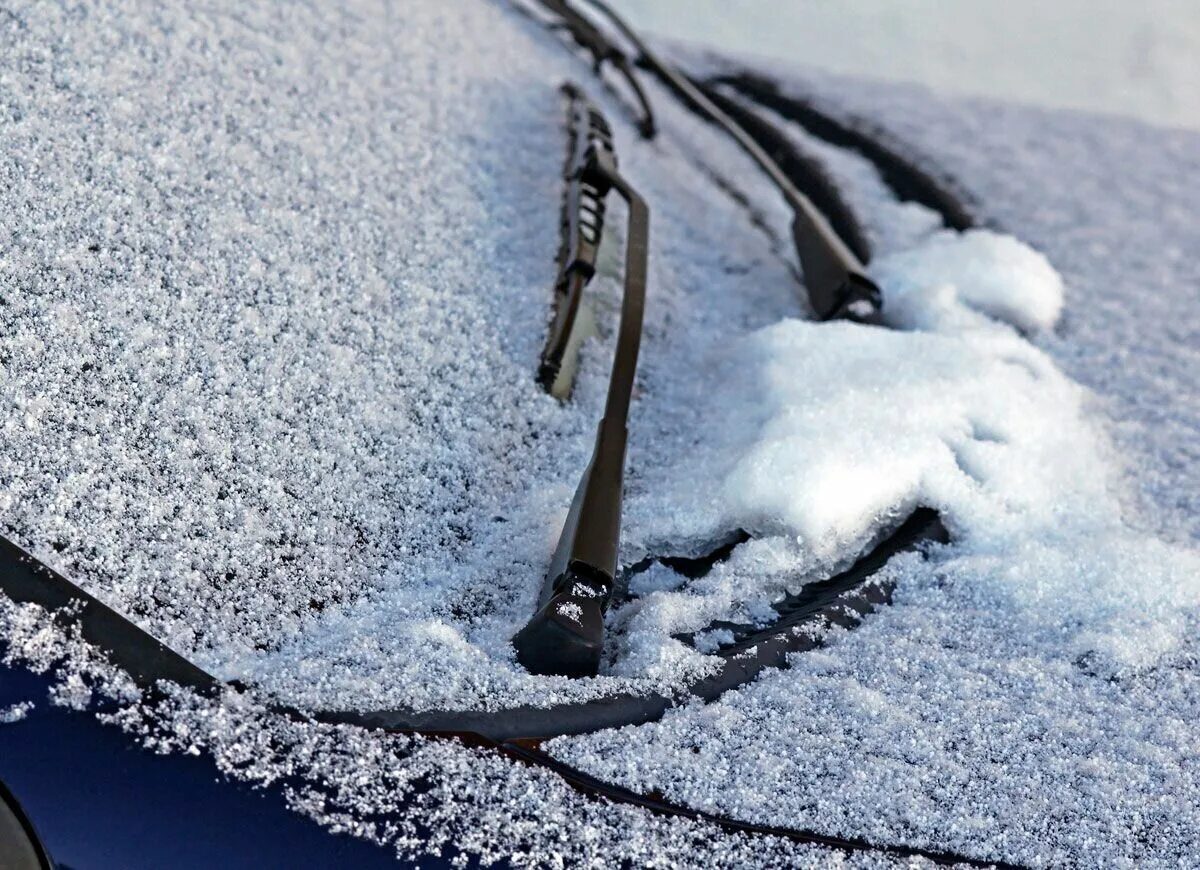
0, 702, 33, 724
556, 602, 584, 624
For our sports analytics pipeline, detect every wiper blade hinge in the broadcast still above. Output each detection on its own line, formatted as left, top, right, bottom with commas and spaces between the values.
539, 0, 883, 323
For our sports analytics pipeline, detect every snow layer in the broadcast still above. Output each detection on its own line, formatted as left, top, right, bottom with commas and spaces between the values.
0, 701, 34, 724
1, 594, 841, 868
551, 585, 1200, 866
1, 0, 1199, 866
546, 54, 1200, 869
1, 0, 817, 711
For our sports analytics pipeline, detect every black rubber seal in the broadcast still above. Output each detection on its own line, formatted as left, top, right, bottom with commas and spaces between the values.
310, 510, 948, 741
0, 515, 994, 864
0, 535, 219, 695
501, 740, 1022, 869
1, 511, 942, 741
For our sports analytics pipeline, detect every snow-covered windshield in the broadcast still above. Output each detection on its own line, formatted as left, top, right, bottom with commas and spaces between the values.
1, 1, 1197, 865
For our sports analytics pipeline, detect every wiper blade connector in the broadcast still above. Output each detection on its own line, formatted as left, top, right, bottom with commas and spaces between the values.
515, 85, 650, 678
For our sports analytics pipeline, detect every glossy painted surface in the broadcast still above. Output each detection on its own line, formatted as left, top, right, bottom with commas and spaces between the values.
0, 653, 410, 869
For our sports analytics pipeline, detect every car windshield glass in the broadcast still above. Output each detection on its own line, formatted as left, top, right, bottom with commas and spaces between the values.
5, 3, 1195, 867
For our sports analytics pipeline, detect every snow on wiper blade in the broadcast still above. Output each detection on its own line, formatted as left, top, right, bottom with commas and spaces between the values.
713, 72, 982, 233
514, 84, 649, 678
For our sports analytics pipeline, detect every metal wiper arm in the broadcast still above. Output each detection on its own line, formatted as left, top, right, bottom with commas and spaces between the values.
551, 0, 882, 323
514, 85, 649, 678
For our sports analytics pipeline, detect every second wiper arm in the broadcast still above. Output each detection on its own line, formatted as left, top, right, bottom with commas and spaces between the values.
571, 0, 882, 323
536, 0, 656, 138
515, 84, 649, 678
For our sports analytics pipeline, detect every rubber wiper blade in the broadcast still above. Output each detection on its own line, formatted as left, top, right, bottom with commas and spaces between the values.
514, 84, 650, 678
538, 85, 615, 398
563, 0, 882, 323
534, 0, 656, 139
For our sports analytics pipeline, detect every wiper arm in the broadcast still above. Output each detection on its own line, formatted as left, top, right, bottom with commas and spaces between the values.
540, 0, 882, 323
534, 0, 656, 139
514, 84, 649, 678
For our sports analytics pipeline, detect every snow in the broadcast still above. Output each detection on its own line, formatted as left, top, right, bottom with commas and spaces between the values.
2, 594, 831, 867
545, 52, 1200, 868
555, 601, 583, 624
875, 230, 1064, 333
0, 701, 33, 724
597, 221, 1198, 688
0, 0, 1198, 866
753, 67, 1200, 551
550, 593, 1200, 866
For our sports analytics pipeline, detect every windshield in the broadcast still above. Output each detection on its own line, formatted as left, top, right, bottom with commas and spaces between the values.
2, 2, 1198, 867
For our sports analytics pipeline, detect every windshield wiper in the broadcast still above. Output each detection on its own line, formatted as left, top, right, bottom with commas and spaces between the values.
533, 0, 882, 323
538, 85, 614, 397
533, 0, 656, 139
513, 84, 649, 678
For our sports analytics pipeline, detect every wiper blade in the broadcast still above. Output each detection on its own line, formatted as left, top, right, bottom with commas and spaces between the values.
514, 84, 650, 678
537, 0, 882, 323
538, 85, 615, 398
533, 0, 656, 139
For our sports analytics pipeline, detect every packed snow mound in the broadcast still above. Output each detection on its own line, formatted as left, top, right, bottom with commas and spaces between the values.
876, 228, 1064, 332
618, 228, 1198, 679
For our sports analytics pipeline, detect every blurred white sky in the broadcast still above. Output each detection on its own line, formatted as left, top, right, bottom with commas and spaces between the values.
608, 0, 1200, 130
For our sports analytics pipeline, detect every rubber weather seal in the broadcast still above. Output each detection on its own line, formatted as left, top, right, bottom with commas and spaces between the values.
0, 514, 981, 864
1, 509, 944, 742
0, 534, 219, 695
0, 513, 990, 867
620, 529, 752, 590
499, 741, 1021, 869
323, 507, 947, 739
514, 83, 650, 678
